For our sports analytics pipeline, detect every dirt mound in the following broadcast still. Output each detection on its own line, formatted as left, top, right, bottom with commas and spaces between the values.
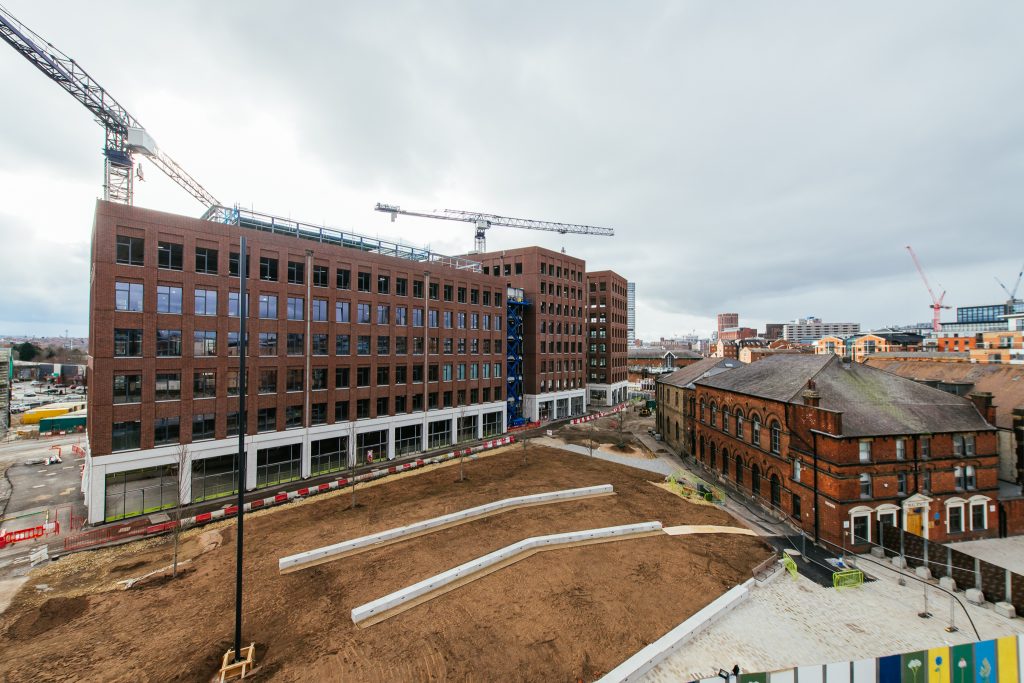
6, 596, 89, 640
0, 447, 771, 682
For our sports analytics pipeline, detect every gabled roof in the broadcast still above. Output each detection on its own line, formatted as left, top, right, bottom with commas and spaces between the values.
864, 357, 1024, 430
696, 354, 993, 437
628, 347, 702, 360
657, 357, 742, 388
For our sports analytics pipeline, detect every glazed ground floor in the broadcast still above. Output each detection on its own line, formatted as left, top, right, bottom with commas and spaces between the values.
82, 402, 506, 524
523, 388, 586, 423
587, 381, 629, 408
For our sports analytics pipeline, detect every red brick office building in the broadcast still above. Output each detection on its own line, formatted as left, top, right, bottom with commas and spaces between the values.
86, 201, 507, 523
472, 247, 589, 421
585, 270, 629, 407
691, 354, 1000, 548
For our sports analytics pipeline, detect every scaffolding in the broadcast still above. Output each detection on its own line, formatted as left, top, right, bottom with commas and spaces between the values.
506, 287, 529, 427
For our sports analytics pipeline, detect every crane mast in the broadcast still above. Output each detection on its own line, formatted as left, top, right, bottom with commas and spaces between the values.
905, 245, 950, 332
994, 262, 1024, 304
375, 203, 614, 253
0, 5, 219, 209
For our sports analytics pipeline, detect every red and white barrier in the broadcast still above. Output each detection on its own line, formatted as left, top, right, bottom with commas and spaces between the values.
0, 521, 59, 549
570, 403, 628, 425
63, 435, 516, 552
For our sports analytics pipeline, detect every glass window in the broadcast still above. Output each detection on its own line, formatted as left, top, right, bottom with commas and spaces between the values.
192, 454, 238, 503
336, 301, 350, 323
154, 417, 180, 446
256, 444, 302, 487
157, 285, 183, 314
357, 335, 371, 355
312, 333, 329, 355
192, 413, 215, 441
770, 422, 781, 454
377, 305, 390, 325
155, 372, 181, 401
259, 332, 278, 356
195, 289, 217, 316
311, 436, 347, 475
228, 291, 241, 317
859, 441, 871, 462
377, 336, 390, 355
114, 328, 143, 357
312, 299, 328, 321
949, 505, 964, 534
115, 282, 143, 312
229, 252, 249, 278
193, 371, 216, 399
195, 247, 218, 274
259, 256, 278, 282
286, 405, 303, 428
357, 271, 371, 292
257, 407, 276, 432
971, 503, 986, 530
859, 473, 872, 498
155, 329, 181, 357
193, 330, 216, 356
357, 303, 371, 324
287, 333, 304, 355
287, 261, 304, 285
259, 368, 277, 393
113, 374, 142, 404
336, 334, 350, 355
336, 268, 351, 289
287, 368, 304, 392
116, 235, 144, 266
111, 421, 142, 452
103, 464, 176, 521
287, 297, 304, 321
258, 294, 278, 319
157, 241, 183, 270
313, 265, 329, 287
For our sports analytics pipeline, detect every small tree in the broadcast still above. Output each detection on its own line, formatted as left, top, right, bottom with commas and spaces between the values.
616, 406, 629, 448
348, 421, 358, 509
172, 444, 189, 577
457, 403, 468, 482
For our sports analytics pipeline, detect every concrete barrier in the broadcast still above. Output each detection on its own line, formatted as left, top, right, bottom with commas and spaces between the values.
279, 484, 615, 574
351, 521, 663, 627
597, 578, 755, 683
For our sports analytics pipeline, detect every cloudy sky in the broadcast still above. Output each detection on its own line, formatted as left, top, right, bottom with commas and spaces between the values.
1, 2, 1022, 339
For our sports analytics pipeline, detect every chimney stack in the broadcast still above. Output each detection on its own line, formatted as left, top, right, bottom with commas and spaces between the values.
969, 391, 997, 425
801, 379, 821, 408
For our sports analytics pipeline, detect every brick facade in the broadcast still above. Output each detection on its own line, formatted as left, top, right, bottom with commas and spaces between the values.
585, 269, 629, 406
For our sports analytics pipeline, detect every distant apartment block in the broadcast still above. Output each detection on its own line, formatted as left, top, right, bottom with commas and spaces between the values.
585, 270, 629, 407
782, 318, 860, 342
0, 346, 10, 437
716, 313, 739, 334
626, 282, 636, 342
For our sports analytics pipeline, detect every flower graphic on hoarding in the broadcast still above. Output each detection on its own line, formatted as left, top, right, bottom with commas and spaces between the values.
907, 659, 923, 683
979, 658, 992, 683
958, 658, 968, 683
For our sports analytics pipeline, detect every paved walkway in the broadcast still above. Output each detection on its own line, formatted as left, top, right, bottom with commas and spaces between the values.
645, 555, 1024, 682
532, 437, 676, 476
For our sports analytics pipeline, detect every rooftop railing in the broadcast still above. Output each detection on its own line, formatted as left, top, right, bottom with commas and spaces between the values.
202, 205, 482, 273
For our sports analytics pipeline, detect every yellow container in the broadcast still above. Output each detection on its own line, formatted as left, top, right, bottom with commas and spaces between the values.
20, 402, 85, 425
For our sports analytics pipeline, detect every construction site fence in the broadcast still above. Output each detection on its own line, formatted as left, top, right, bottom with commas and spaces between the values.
62, 436, 516, 553
0, 521, 59, 549
568, 403, 627, 425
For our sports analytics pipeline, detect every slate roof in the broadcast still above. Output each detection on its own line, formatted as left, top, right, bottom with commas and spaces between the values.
864, 357, 1024, 430
628, 348, 703, 360
696, 354, 994, 437
657, 357, 743, 388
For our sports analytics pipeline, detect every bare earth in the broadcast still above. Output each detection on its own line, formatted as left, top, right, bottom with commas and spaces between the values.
0, 446, 771, 683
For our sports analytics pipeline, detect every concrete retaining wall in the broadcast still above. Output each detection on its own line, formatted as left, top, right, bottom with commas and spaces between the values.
597, 578, 755, 683
279, 484, 615, 573
351, 521, 663, 626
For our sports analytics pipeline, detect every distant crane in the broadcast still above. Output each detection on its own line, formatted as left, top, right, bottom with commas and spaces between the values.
374, 203, 614, 253
0, 6, 218, 211
905, 245, 950, 332
995, 263, 1024, 304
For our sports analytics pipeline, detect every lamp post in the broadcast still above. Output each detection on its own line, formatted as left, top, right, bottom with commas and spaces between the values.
233, 236, 248, 662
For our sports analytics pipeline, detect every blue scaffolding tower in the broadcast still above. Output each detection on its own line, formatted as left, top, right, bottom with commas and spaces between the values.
506, 288, 530, 427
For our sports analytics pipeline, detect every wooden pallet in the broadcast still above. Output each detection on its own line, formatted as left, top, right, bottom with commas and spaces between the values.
218, 643, 256, 682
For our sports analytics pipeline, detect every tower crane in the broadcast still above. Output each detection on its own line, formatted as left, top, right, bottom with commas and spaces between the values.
995, 263, 1023, 305
905, 245, 950, 332
375, 203, 614, 253
0, 5, 219, 211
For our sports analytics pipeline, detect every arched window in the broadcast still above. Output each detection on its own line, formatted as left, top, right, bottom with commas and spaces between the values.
770, 421, 781, 454
709, 442, 717, 470
751, 463, 761, 495
735, 456, 744, 485
710, 402, 718, 427
700, 400, 706, 422
699, 436, 706, 461
770, 474, 781, 508
722, 448, 729, 477
722, 407, 730, 434
735, 410, 745, 439
751, 415, 762, 446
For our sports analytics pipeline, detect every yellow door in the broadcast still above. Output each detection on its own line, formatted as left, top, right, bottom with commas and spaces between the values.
906, 510, 922, 535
